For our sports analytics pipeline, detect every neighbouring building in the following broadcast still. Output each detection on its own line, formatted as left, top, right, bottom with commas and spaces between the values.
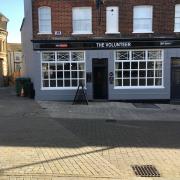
7, 43, 24, 83
21, 0, 180, 101
0, 12, 8, 87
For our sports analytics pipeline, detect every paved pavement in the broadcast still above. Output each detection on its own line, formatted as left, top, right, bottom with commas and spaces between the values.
0, 87, 180, 179
39, 100, 180, 121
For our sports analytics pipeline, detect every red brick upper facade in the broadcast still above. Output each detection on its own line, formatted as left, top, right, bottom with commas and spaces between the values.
32, 0, 180, 40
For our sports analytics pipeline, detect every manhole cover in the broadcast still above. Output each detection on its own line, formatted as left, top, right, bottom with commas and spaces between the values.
132, 165, 160, 177
133, 103, 160, 109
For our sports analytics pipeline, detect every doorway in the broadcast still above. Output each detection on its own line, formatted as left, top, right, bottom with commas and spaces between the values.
92, 58, 108, 100
171, 59, 180, 100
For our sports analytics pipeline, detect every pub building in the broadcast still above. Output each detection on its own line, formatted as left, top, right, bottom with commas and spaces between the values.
21, 0, 180, 101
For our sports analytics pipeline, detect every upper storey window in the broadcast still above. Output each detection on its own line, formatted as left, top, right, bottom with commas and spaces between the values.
72, 7, 92, 34
133, 6, 153, 33
38, 6, 52, 34
175, 4, 180, 32
106, 7, 119, 34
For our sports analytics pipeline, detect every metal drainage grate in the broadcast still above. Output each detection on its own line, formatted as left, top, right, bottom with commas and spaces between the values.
132, 165, 161, 177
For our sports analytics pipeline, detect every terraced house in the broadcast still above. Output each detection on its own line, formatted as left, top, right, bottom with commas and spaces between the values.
0, 13, 8, 87
21, 0, 180, 101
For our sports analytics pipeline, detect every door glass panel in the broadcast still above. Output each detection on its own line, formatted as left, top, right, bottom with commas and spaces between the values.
175, 70, 180, 85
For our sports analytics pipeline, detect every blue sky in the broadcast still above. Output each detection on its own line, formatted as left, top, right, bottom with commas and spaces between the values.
0, 0, 24, 43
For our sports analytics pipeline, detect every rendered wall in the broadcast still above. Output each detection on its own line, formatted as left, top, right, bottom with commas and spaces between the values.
31, 48, 180, 101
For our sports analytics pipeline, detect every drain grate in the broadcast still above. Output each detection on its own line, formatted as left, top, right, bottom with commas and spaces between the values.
132, 165, 161, 177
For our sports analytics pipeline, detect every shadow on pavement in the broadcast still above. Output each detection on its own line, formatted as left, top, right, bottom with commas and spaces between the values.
56, 118, 180, 149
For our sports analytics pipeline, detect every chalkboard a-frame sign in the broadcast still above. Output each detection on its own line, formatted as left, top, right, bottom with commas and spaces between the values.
73, 83, 88, 105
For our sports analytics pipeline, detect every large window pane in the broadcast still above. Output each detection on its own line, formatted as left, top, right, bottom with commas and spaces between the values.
72, 7, 92, 34
175, 4, 180, 32
133, 6, 153, 33
41, 51, 85, 88
115, 50, 163, 88
38, 7, 51, 33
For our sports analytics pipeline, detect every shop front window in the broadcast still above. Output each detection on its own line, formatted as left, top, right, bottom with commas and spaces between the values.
41, 51, 86, 89
114, 50, 163, 88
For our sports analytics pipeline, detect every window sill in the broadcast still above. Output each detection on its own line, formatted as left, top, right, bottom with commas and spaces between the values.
105, 32, 120, 34
132, 31, 154, 34
38, 32, 52, 35
114, 86, 164, 90
72, 32, 93, 35
41, 87, 80, 90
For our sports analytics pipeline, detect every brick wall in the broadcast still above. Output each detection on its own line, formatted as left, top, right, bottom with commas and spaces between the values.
32, 0, 180, 40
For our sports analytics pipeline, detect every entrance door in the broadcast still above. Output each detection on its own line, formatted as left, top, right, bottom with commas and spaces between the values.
171, 59, 180, 99
92, 59, 108, 99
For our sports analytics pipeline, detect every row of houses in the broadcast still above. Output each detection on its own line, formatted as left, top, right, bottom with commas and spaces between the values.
0, 13, 24, 87
20, 0, 180, 101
